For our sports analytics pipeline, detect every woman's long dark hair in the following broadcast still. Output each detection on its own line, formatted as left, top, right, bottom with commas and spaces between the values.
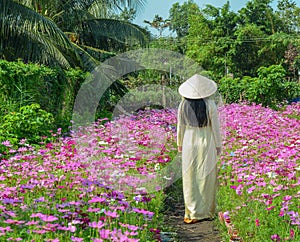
181, 98, 208, 127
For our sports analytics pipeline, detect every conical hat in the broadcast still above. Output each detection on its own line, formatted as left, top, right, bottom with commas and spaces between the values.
178, 74, 217, 99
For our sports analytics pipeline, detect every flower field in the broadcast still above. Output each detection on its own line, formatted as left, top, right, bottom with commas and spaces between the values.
0, 109, 177, 242
218, 103, 300, 241
0, 102, 299, 241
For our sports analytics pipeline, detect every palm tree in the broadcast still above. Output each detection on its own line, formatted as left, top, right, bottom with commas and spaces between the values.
0, 0, 148, 70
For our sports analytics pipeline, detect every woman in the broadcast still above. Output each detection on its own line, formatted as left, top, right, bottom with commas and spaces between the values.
177, 74, 222, 224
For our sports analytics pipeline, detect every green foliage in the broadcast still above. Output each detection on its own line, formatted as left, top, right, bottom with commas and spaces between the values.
115, 85, 180, 116
186, 4, 237, 79
246, 65, 289, 107
0, 0, 149, 70
57, 68, 89, 129
218, 77, 246, 103
0, 60, 58, 116
168, 0, 200, 38
230, 24, 268, 77
0, 59, 94, 132
183, 0, 300, 79
237, 0, 280, 34
219, 65, 300, 108
0, 103, 55, 146
144, 14, 171, 37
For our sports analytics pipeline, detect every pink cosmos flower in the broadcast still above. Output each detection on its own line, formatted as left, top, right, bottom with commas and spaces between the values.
87, 207, 101, 212
4, 219, 25, 225
57, 224, 76, 232
30, 213, 44, 218
255, 219, 260, 226
271, 234, 280, 241
25, 221, 39, 226
88, 221, 104, 229
71, 237, 84, 242
104, 210, 119, 218
39, 215, 58, 222
2, 140, 12, 147
266, 206, 275, 211
88, 197, 106, 204
247, 186, 256, 194
99, 229, 110, 239
0, 226, 12, 232
7, 238, 22, 241
283, 195, 292, 201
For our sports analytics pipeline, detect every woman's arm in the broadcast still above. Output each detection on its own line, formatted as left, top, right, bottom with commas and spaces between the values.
208, 99, 222, 153
177, 100, 186, 152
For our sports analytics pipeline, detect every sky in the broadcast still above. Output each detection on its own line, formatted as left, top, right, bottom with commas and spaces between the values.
132, 0, 300, 36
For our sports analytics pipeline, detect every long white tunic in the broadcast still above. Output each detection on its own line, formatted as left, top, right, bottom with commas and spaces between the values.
177, 98, 222, 220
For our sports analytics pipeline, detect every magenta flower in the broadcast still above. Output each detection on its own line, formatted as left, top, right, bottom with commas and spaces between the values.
266, 206, 275, 211
25, 221, 39, 226
71, 237, 84, 242
104, 210, 119, 218
247, 186, 256, 194
0, 226, 12, 233
30, 213, 43, 218
7, 238, 22, 241
39, 215, 58, 222
283, 195, 292, 201
92, 239, 104, 242
4, 219, 25, 225
88, 196, 106, 204
88, 221, 105, 229
57, 224, 76, 232
99, 229, 110, 239
2, 140, 12, 147
255, 219, 260, 227
132, 208, 154, 218
271, 234, 280, 241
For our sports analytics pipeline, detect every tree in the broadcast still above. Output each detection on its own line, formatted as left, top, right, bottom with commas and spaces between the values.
144, 15, 170, 37
237, 0, 282, 35
186, 2, 238, 78
168, 0, 200, 54
0, 0, 149, 71
276, 0, 300, 33
284, 43, 300, 80
230, 24, 268, 77
168, 0, 200, 38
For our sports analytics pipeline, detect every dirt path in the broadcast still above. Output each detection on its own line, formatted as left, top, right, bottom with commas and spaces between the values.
162, 186, 222, 242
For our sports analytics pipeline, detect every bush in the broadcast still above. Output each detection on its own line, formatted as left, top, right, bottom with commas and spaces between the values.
218, 77, 246, 103
218, 65, 300, 108
0, 60, 58, 115
0, 103, 55, 146
0, 60, 91, 132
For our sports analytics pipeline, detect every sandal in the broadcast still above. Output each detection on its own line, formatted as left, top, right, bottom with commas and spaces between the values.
184, 217, 199, 224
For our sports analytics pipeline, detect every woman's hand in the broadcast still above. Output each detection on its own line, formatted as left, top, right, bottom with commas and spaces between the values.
216, 147, 222, 156
178, 146, 182, 152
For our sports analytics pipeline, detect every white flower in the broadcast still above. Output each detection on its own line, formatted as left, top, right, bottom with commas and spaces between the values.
266, 172, 277, 178
98, 141, 108, 145
154, 164, 160, 171
275, 158, 284, 163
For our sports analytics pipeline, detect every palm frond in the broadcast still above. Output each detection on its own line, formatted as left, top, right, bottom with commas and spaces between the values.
104, 0, 146, 14
0, 0, 79, 67
81, 18, 148, 49
71, 42, 101, 71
